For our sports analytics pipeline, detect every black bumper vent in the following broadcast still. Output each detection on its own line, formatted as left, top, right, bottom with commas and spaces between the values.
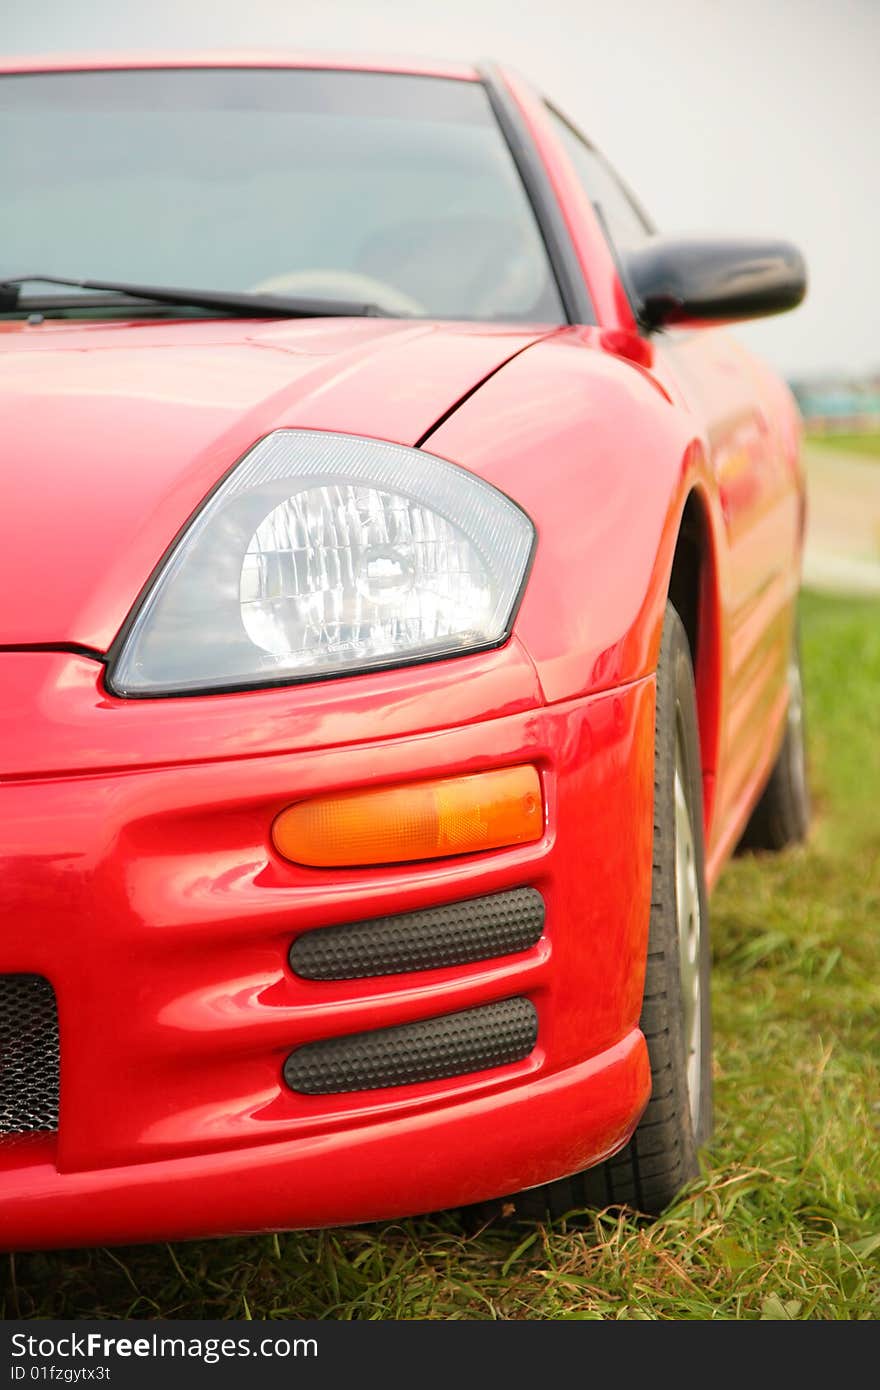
284, 997, 537, 1095
0, 974, 60, 1134
290, 888, 544, 981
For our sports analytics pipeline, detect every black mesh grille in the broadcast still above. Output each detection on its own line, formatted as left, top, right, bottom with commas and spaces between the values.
0, 975, 60, 1134
290, 888, 545, 981
284, 997, 537, 1095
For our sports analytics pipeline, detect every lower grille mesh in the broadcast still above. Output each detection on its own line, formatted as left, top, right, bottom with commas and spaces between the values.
0, 975, 60, 1134
284, 997, 538, 1095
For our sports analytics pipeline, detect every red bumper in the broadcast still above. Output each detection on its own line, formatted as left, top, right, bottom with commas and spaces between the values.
0, 647, 653, 1248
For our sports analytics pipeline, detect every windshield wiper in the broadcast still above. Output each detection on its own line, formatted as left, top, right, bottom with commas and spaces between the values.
0, 274, 392, 319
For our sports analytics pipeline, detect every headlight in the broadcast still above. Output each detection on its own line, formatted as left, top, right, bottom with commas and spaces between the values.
109, 431, 535, 696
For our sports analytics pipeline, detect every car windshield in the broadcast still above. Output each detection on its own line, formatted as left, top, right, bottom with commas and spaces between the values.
0, 67, 565, 323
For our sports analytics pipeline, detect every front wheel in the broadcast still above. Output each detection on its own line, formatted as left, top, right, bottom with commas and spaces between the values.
508, 601, 713, 1220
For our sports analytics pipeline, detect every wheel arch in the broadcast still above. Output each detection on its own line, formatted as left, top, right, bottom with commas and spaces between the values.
666, 484, 723, 836
421, 330, 729, 757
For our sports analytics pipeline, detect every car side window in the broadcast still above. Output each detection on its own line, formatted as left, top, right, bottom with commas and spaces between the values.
545, 104, 653, 254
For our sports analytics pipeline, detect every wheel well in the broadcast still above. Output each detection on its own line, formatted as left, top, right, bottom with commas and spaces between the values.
668, 498, 703, 664
668, 492, 721, 833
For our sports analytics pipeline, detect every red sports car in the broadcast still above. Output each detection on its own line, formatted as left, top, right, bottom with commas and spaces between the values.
0, 53, 809, 1248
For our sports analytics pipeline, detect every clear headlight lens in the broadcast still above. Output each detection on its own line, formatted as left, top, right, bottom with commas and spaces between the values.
109, 431, 535, 696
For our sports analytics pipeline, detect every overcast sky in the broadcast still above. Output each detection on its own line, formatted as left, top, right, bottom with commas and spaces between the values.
5, 0, 877, 379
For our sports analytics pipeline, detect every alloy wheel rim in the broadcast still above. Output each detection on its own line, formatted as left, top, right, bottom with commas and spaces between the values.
674, 719, 702, 1132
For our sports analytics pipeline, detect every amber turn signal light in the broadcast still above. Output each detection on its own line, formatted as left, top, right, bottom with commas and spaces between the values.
272, 765, 543, 868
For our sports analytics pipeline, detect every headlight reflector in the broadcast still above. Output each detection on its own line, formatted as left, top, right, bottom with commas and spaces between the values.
238, 483, 494, 663
109, 431, 534, 696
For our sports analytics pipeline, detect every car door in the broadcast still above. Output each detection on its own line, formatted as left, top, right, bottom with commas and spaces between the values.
540, 105, 799, 846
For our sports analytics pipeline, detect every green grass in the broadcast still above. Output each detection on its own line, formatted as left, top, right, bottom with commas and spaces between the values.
806, 431, 880, 460
4, 592, 879, 1320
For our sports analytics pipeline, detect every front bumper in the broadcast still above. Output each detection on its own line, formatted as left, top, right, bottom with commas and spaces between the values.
0, 647, 654, 1248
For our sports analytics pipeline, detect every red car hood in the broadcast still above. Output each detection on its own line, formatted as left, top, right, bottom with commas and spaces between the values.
0, 316, 550, 649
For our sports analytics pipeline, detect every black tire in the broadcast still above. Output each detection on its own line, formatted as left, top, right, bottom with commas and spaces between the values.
500, 601, 713, 1220
738, 630, 810, 852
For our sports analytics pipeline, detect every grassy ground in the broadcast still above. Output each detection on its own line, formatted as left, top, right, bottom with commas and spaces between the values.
806, 431, 880, 461
4, 591, 878, 1320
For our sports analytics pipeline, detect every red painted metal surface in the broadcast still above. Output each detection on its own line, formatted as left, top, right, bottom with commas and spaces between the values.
1, 664, 654, 1246
0, 54, 805, 1248
0, 1037, 648, 1248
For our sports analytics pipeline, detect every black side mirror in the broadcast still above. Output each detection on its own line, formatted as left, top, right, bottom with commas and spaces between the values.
624, 236, 807, 332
